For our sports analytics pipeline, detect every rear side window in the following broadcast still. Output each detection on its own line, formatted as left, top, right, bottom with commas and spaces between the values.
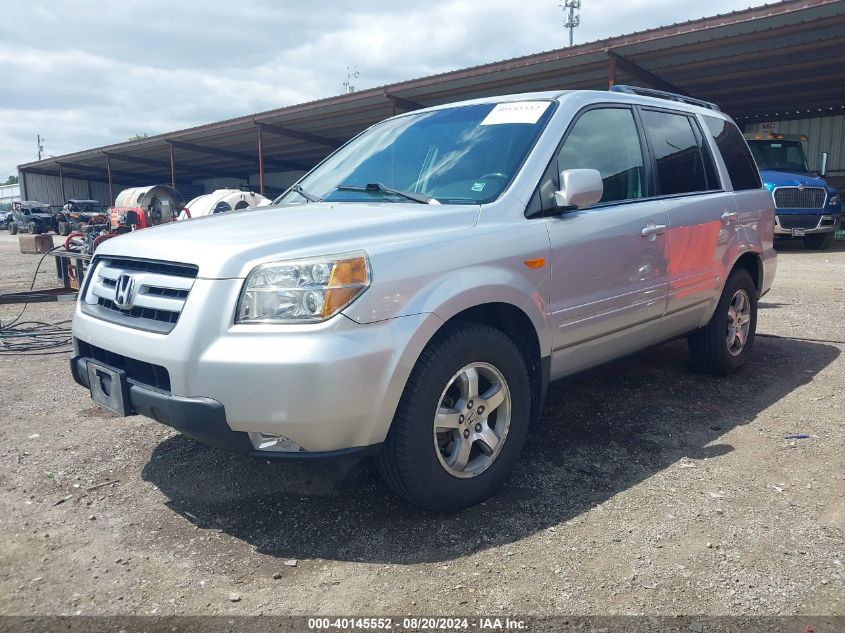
641, 109, 719, 195
703, 116, 762, 190
555, 107, 647, 204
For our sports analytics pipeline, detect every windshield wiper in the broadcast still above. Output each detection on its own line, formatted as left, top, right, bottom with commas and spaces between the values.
336, 182, 432, 204
288, 183, 322, 203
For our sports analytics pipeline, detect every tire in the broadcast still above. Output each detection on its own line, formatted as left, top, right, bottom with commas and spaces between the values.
27, 221, 39, 234
9, 222, 17, 235
804, 232, 834, 250
58, 222, 70, 236
377, 322, 531, 512
689, 268, 757, 376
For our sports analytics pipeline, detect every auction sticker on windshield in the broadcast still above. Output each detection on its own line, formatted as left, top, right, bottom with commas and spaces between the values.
481, 101, 550, 125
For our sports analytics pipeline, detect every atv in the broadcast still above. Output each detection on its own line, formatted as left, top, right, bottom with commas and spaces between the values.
55, 199, 109, 236
7, 201, 56, 235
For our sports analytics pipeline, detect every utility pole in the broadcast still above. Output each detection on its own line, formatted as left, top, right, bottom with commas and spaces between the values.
343, 66, 360, 94
37, 134, 45, 161
560, 0, 581, 47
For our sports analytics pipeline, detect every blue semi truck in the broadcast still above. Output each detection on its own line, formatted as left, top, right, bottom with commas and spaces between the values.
745, 131, 841, 250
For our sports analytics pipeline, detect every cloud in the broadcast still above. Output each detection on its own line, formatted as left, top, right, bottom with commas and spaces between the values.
0, 0, 759, 177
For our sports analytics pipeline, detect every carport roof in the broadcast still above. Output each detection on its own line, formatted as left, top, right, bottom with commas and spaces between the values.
19, 0, 845, 186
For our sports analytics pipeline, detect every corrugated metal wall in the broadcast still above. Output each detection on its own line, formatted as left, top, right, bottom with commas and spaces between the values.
191, 170, 305, 199
19, 172, 131, 207
744, 115, 845, 176
19, 172, 211, 207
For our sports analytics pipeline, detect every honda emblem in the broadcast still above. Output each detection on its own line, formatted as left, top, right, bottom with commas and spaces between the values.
113, 274, 136, 309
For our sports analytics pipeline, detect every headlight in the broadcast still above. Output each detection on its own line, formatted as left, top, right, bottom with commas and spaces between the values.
829, 195, 839, 206
237, 251, 371, 323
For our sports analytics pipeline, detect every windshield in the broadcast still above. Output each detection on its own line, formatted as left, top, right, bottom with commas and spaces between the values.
277, 100, 556, 205
748, 140, 809, 173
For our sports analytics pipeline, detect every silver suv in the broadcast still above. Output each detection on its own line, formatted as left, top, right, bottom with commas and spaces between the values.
70, 87, 776, 511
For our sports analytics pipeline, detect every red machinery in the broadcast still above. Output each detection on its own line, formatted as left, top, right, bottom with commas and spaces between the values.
63, 185, 184, 256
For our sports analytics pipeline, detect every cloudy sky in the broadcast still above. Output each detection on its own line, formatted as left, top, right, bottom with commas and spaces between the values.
0, 0, 763, 179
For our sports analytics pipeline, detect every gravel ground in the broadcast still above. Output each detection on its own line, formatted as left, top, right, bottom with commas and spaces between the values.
0, 233, 842, 618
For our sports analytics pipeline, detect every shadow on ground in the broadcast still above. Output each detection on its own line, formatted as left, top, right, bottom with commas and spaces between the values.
142, 336, 839, 564
772, 238, 845, 253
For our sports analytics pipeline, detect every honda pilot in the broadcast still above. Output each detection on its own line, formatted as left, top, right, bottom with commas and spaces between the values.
70, 86, 776, 511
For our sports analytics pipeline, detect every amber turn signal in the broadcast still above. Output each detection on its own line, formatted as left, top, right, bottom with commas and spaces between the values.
523, 258, 546, 269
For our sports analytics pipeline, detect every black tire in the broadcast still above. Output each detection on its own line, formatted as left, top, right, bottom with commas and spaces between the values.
9, 222, 17, 235
27, 221, 39, 234
377, 322, 531, 512
804, 232, 834, 250
58, 222, 70, 236
689, 268, 757, 376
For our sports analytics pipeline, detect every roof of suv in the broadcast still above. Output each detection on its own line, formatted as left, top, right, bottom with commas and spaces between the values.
405, 88, 732, 121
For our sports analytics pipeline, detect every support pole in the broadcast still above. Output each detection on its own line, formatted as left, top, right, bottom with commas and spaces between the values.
169, 143, 176, 188
608, 54, 617, 89
106, 154, 114, 204
257, 124, 265, 196
59, 164, 66, 203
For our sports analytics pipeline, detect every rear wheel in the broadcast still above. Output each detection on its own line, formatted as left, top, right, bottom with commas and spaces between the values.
377, 323, 531, 512
27, 221, 39, 234
9, 222, 17, 235
689, 268, 757, 375
804, 232, 834, 250
58, 222, 71, 236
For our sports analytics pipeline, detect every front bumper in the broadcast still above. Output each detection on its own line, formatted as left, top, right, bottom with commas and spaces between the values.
774, 213, 840, 235
72, 277, 443, 454
69, 355, 382, 461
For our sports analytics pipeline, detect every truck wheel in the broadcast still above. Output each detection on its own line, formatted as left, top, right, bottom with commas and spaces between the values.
804, 232, 834, 250
377, 322, 531, 512
28, 221, 39, 234
58, 222, 70, 236
9, 222, 17, 235
689, 268, 757, 376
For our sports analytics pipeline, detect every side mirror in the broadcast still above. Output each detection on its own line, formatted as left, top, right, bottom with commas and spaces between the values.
553, 169, 604, 211
819, 152, 828, 177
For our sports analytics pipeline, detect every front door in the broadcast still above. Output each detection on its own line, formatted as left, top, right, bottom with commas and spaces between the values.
541, 106, 670, 379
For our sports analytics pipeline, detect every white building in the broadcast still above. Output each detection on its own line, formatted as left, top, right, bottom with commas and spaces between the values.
0, 182, 21, 207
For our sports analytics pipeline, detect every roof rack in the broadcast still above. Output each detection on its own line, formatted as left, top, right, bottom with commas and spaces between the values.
610, 85, 720, 111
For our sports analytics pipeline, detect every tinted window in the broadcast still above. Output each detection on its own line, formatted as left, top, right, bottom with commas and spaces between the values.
641, 110, 718, 195
705, 117, 763, 190
556, 108, 646, 204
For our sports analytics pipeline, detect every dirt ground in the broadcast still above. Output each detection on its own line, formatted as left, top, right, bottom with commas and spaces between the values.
0, 233, 842, 618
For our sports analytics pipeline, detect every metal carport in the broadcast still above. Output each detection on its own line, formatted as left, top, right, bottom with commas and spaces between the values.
18, 0, 845, 205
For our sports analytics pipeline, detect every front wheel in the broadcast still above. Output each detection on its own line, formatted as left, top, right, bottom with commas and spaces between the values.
804, 232, 834, 250
57, 222, 71, 236
377, 323, 531, 512
9, 222, 18, 235
689, 268, 757, 375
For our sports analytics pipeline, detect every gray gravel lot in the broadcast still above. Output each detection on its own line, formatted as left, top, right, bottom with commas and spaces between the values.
0, 233, 842, 617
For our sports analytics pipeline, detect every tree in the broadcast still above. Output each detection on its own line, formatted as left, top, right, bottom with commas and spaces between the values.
3, 175, 18, 185
128, 133, 150, 141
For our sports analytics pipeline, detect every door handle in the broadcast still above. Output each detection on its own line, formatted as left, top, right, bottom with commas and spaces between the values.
721, 211, 738, 225
641, 224, 667, 239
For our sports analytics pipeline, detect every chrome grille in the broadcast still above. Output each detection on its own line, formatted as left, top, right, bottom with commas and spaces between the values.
81, 257, 198, 334
773, 187, 827, 209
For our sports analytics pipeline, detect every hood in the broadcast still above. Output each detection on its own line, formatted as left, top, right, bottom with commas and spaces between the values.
759, 169, 830, 191
94, 201, 480, 279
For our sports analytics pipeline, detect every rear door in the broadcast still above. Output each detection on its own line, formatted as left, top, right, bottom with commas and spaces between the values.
638, 107, 731, 339
539, 105, 671, 378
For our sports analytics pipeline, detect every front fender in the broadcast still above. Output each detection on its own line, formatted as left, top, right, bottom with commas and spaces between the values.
342, 221, 553, 357
408, 269, 552, 358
